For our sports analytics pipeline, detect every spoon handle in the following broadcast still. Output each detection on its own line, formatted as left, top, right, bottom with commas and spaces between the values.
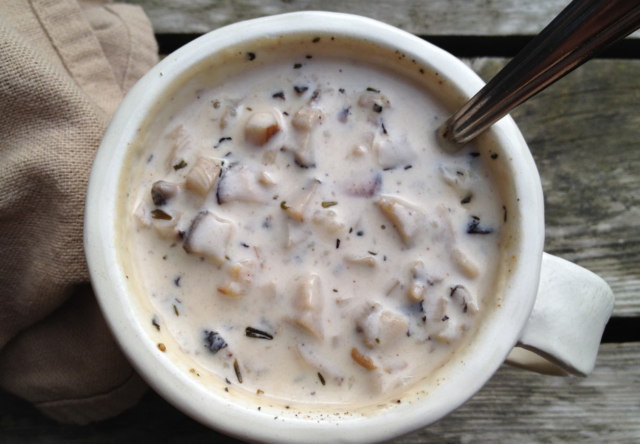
440, 0, 640, 149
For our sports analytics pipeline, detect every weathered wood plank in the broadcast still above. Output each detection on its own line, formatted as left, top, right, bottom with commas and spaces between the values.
1, 343, 638, 443
465, 58, 640, 317
125, 0, 640, 38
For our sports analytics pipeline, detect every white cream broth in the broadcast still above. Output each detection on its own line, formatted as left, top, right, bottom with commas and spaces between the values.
125, 39, 507, 409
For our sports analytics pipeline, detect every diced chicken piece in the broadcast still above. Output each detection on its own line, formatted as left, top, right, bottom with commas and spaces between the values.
185, 157, 221, 197
373, 137, 415, 170
292, 274, 324, 339
341, 172, 382, 198
151, 180, 179, 206
351, 347, 377, 370
357, 304, 408, 349
408, 260, 443, 302
284, 179, 319, 222
183, 210, 234, 265
312, 210, 345, 234
133, 201, 152, 228
292, 107, 323, 131
375, 196, 426, 246
165, 125, 192, 172
451, 248, 479, 279
286, 221, 312, 248
217, 164, 271, 204
245, 111, 280, 146
344, 254, 377, 268
450, 285, 479, 314
218, 260, 254, 297
296, 344, 344, 383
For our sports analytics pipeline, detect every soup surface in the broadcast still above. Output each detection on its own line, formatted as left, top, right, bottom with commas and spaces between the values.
125, 39, 506, 408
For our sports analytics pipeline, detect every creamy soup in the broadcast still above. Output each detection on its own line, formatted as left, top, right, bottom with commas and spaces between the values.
123, 37, 508, 410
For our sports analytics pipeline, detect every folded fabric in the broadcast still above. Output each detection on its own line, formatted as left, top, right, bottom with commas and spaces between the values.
0, 0, 158, 424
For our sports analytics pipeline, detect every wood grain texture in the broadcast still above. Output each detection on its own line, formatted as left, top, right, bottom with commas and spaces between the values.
124, 0, 640, 38
465, 58, 640, 317
1, 343, 638, 443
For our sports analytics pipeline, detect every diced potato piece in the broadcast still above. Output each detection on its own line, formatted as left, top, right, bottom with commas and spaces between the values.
450, 285, 479, 314
375, 196, 425, 246
245, 111, 280, 146
292, 107, 323, 131
312, 210, 345, 234
151, 209, 181, 239
351, 347, 377, 370
373, 137, 415, 170
451, 247, 479, 279
296, 344, 344, 383
408, 281, 425, 302
218, 260, 254, 297
285, 179, 319, 222
439, 165, 473, 198
133, 201, 152, 228
344, 255, 377, 268
433, 317, 460, 345
183, 210, 234, 265
217, 164, 271, 204
185, 157, 221, 197
151, 180, 178, 206
292, 274, 324, 339
165, 125, 192, 172
357, 304, 408, 349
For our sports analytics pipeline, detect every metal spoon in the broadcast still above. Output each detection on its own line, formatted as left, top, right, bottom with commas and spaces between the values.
439, 0, 640, 150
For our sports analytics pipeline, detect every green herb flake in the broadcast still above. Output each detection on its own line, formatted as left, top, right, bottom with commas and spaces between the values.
257, 389, 264, 395
294, 63, 302, 69
349, 227, 353, 234
234, 359, 243, 384
368, 251, 378, 256
280, 201, 290, 210
312, 37, 321, 43
151, 209, 172, 220
173, 304, 179, 316
318, 372, 326, 386
366, 87, 380, 93
322, 201, 338, 208
213, 100, 221, 109
173, 159, 187, 171
245, 327, 274, 340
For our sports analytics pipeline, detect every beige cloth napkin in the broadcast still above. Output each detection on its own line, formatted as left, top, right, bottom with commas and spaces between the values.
0, 0, 158, 424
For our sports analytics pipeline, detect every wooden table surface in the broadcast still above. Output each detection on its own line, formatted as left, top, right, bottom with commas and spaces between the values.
2, 1, 639, 442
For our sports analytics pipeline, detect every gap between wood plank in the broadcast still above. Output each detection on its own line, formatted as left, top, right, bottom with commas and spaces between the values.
155, 34, 640, 59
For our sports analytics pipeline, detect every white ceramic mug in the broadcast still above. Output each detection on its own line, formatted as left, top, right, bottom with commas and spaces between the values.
84, 12, 615, 444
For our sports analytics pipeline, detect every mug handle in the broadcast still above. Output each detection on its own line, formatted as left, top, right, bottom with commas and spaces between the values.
505, 253, 615, 377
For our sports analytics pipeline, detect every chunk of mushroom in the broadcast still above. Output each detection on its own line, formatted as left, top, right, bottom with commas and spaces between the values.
245, 111, 280, 146
375, 196, 426, 246
291, 274, 324, 339
183, 210, 234, 265
185, 157, 221, 197
151, 180, 179, 206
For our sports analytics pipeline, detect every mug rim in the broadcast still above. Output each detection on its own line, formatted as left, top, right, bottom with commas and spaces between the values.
85, 11, 545, 443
